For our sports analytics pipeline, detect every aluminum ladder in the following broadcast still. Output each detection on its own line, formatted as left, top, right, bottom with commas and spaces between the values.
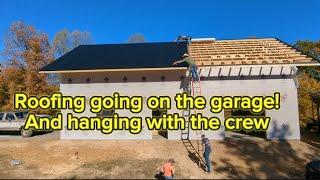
181, 72, 205, 167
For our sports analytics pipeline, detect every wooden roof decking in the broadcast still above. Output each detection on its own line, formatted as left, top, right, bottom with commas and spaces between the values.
188, 38, 319, 66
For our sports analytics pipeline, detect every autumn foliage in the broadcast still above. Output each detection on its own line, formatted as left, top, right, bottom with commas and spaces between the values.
297, 72, 320, 126
0, 22, 57, 114
0, 21, 319, 125
0, 21, 94, 114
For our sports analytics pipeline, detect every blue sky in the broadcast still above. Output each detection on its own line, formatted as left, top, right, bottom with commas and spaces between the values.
1, 0, 319, 54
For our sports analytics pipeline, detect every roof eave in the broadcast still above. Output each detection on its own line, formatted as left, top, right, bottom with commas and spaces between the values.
39, 67, 188, 74
197, 62, 320, 68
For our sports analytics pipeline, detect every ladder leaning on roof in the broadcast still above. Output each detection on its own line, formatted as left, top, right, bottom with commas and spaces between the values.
181, 70, 205, 167
191, 79, 206, 155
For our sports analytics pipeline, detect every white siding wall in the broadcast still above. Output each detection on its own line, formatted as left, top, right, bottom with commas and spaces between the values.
200, 78, 300, 140
60, 70, 186, 140
59, 67, 300, 140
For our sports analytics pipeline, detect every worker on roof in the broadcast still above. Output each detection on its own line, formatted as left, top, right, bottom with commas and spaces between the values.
173, 53, 199, 82
161, 158, 175, 179
201, 134, 212, 173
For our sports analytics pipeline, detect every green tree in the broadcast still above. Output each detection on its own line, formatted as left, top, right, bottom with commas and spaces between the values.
294, 39, 320, 126
294, 40, 320, 60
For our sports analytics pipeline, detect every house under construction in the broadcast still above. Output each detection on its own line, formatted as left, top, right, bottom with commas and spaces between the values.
40, 37, 319, 140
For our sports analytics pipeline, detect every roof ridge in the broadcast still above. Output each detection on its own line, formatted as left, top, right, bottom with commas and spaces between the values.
210, 37, 277, 42
79, 41, 186, 47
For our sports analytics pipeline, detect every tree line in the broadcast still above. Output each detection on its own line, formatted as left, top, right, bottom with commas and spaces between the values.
0, 21, 319, 126
294, 40, 320, 126
0, 21, 145, 114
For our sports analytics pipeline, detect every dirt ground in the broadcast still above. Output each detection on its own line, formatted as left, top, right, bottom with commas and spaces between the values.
301, 127, 320, 149
0, 132, 319, 179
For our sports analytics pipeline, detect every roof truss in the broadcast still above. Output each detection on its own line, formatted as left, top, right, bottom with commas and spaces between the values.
189, 38, 318, 66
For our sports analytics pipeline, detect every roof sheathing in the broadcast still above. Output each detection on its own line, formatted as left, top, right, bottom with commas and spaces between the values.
188, 38, 319, 66
40, 42, 188, 72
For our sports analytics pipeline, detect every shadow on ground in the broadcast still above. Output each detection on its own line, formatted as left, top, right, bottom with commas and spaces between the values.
181, 139, 207, 172
215, 136, 319, 178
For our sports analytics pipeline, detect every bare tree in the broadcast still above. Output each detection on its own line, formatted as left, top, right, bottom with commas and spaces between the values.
127, 33, 146, 43
52, 29, 93, 57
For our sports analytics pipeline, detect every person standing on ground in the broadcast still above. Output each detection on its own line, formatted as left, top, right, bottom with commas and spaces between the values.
161, 158, 175, 179
201, 134, 212, 173
173, 53, 199, 82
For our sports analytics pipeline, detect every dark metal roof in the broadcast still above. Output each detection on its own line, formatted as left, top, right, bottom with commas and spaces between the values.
40, 42, 188, 72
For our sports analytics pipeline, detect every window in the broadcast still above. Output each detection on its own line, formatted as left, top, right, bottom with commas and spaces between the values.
224, 109, 266, 139
0, 113, 4, 120
152, 109, 168, 138
97, 109, 115, 118
15, 112, 28, 119
231, 109, 265, 117
5, 113, 15, 121
160, 75, 166, 81
152, 109, 167, 117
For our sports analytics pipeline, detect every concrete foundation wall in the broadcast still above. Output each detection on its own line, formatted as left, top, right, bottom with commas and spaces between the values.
59, 68, 300, 140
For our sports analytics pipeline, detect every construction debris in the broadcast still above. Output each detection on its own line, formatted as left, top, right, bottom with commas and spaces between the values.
9, 159, 23, 166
